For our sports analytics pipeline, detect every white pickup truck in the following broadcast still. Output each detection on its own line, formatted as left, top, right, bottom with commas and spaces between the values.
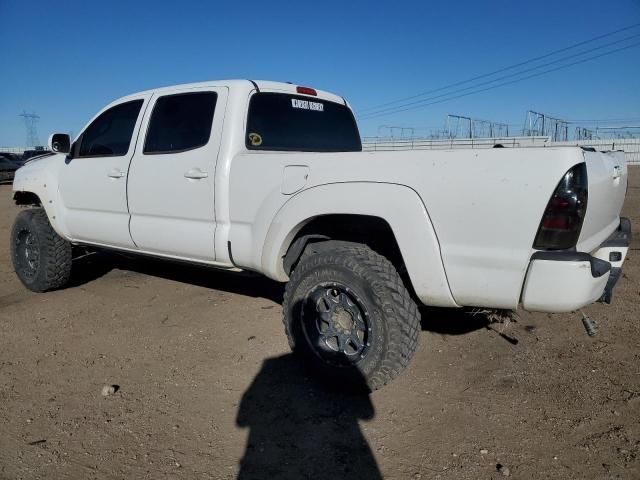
10, 80, 631, 390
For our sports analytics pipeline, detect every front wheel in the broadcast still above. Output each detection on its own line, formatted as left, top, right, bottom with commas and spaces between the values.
283, 243, 420, 391
10, 209, 72, 292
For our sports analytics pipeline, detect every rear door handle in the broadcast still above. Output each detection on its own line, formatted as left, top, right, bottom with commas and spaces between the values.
107, 168, 125, 179
184, 168, 208, 180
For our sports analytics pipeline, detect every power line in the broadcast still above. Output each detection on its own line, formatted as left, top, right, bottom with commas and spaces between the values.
360, 32, 640, 119
358, 22, 640, 114
359, 41, 640, 121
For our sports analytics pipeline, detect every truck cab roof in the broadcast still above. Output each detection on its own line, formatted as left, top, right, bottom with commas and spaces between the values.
114, 80, 347, 107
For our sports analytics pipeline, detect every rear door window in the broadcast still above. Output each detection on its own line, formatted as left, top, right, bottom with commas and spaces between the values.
246, 93, 361, 152
78, 100, 143, 157
144, 92, 217, 154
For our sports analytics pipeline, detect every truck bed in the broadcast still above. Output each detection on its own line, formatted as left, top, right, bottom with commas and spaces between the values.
228, 146, 627, 309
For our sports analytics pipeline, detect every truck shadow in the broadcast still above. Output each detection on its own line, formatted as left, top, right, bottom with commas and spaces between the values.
422, 306, 519, 345
70, 252, 495, 337
68, 251, 284, 303
68, 252, 118, 287
235, 353, 382, 479
419, 306, 491, 335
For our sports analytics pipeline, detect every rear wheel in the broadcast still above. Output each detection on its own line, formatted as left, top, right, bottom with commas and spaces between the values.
283, 243, 420, 391
10, 209, 72, 292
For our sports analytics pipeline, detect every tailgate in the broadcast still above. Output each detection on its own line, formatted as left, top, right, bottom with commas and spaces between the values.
577, 150, 628, 253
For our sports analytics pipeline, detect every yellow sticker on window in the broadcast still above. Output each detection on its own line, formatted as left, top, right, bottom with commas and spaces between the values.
248, 133, 263, 146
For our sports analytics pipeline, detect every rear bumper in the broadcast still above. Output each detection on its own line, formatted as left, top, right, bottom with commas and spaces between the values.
521, 217, 631, 313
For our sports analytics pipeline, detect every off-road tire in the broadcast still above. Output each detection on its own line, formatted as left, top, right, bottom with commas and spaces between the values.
283, 243, 420, 391
10, 208, 72, 292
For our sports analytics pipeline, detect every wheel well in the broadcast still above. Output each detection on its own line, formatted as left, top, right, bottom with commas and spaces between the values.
14, 191, 41, 206
283, 214, 409, 282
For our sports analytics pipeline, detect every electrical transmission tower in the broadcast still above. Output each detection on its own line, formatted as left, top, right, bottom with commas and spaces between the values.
491, 122, 510, 137
523, 110, 568, 141
376, 125, 416, 138
446, 115, 472, 139
19, 111, 41, 147
446, 114, 510, 139
576, 127, 594, 141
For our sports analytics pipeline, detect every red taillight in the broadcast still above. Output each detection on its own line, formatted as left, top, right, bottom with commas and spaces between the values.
296, 86, 317, 96
542, 217, 571, 230
548, 197, 571, 210
533, 163, 588, 250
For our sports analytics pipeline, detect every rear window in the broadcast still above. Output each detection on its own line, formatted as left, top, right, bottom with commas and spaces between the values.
246, 93, 361, 152
144, 92, 217, 154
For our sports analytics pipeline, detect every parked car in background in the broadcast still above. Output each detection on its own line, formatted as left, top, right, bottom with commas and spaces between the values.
0, 152, 23, 165
21, 149, 50, 163
0, 157, 18, 183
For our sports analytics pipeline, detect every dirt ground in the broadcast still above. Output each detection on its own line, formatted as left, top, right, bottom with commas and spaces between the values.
0, 167, 639, 480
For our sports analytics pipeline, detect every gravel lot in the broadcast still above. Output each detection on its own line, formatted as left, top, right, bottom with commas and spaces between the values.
1, 167, 639, 479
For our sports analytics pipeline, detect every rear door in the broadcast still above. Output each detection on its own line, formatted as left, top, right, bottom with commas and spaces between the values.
127, 86, 228, 261
59, 96, 149, 248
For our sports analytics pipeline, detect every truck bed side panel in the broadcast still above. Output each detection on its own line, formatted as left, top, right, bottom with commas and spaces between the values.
228, 147, 586, 309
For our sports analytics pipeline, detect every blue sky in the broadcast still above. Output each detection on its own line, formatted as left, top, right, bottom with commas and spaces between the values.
1, 0, 639, 145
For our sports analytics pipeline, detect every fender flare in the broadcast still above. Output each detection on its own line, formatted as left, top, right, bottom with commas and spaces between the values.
261, 182, 459, 308
12, 158, 71, 240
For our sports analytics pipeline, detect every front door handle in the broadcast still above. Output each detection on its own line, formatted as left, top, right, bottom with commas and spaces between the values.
184, 168, 208, 180
107, 168, 125, 179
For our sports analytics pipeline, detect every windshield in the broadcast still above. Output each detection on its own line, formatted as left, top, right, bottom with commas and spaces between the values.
246, 92, 361, 152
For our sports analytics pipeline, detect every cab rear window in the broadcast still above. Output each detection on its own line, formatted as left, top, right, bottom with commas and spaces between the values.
246, 93, 361, 152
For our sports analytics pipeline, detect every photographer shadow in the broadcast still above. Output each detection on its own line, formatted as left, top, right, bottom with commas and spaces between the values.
236, 353, 382, 480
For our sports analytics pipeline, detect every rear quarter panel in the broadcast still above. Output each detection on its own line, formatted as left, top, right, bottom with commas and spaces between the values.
411, 147, 585, 308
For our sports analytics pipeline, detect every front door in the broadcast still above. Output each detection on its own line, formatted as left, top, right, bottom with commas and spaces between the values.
127, 86, 227, 261
58, 96, 149, 248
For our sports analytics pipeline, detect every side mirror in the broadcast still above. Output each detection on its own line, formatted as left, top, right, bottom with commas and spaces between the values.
48, 133, 71, 154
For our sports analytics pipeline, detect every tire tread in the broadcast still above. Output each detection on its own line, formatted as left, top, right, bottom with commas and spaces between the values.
10, 208, 72, 292
283, 243, 420, 391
